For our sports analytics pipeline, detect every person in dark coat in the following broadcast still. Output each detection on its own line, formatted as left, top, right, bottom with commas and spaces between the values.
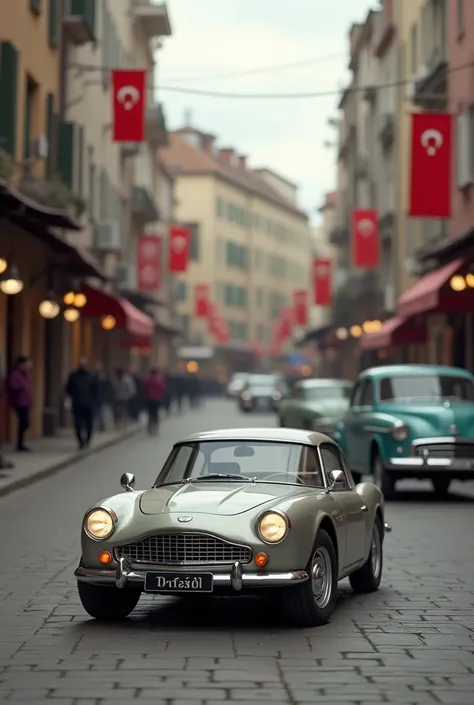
143, 368, 166, 434
66, 358, 98, 449
6, 355, 33, 452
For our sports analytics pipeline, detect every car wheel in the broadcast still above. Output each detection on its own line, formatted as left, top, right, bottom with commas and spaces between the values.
281, 529, 337, 627
349, 515, 383, 594
373, 453, 395, 499
431, 477, 451, 496
77, 580, 141, 621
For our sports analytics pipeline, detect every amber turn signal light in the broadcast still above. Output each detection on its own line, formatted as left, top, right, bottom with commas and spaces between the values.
99, 551, 112, 565
254, 552, 268, 567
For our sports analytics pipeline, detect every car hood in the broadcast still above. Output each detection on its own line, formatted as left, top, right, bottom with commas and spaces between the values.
378, 402, 474, 436
307, 399, 350, 420
139, 482, 305, 516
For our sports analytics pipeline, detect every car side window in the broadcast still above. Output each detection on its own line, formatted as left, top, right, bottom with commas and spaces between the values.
320, 444, 348, 489
350, 380, 365, 407
293, 386, 303, 399
299, 447, 325, 488
362, 379, 374, 406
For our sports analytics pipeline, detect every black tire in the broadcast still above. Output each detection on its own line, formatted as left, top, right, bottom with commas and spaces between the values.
432, 477, 451, 496
373, 453, 396, 499
280, 529, 337, 627
352, 472, 362, 485
77, 580, 141, 621
349, 515, 383, 594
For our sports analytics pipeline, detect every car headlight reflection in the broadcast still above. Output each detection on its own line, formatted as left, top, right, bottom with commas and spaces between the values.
257, 511, 289, 543
391, 423, 409, 441
85, 508, 116, 540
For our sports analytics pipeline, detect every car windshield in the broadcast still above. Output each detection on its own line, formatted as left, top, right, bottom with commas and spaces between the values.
379, 375, 474, 403
302, 385, 352, 401
154, 440, 324, 487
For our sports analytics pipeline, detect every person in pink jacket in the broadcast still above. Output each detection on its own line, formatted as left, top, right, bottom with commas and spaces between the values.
7, 356, 33, 452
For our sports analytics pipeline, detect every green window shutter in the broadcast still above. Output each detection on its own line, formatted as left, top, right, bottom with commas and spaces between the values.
48, 0, 58, 46
71, 0, 96, 40
45, 93, 54, 179
57, 121, 74, 189
0, 42, 19, 157
23, 80, 34, 161
77, 125, 84, 195
190, 224, 199, 260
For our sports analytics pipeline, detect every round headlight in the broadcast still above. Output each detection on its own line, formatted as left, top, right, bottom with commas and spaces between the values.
85, 508, 115, 540
257, 511, 289, 543
392, 423, 409, 441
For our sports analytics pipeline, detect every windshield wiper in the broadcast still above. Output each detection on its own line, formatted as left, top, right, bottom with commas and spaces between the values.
187, 473, 257, 483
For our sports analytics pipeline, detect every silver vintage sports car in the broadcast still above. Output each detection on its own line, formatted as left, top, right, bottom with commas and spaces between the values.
75, 428, 392, 627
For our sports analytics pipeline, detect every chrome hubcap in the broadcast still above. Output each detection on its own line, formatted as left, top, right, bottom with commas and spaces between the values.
311, 546, 332, 609
371, 524, 382, 578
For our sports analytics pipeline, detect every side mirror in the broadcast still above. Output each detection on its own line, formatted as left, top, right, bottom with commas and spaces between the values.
120, 472, 136, 492
326, 469, 345, 492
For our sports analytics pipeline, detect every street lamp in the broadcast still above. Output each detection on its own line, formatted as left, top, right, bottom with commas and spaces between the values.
39, 293, 60, 319
0, 258, 7, 275
0, 265, 24, 295
101, 314, 116, 330
63, 307, 80, 322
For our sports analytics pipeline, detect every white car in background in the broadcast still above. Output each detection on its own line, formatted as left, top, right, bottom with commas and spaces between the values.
226, 373, 250, 398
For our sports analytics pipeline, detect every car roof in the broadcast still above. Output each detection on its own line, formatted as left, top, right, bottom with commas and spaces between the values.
177, 427, 336, 446
359, 364, 474, 380
296, 378, 352, 387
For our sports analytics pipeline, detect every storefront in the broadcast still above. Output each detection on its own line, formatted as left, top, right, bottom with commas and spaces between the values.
0, 181, 106, 441
359, 316, 428, 365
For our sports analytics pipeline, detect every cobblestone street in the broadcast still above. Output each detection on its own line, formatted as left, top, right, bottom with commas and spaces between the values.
0, 399, 473, 704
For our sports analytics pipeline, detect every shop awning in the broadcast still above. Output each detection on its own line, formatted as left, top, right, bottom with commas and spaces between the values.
81, 284, 154, 338
296, 324, 333, 347
397, 258, 466, 318
360, 316, 427, 350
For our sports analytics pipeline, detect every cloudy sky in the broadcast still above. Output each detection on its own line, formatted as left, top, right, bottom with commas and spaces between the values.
157, 0, 376, 222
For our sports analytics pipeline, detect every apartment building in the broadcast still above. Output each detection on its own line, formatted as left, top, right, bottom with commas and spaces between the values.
160, 127, 311, 362
62, 0, 174, 370
312, 192, 337, 331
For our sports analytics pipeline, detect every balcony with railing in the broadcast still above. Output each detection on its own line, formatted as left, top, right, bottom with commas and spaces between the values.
133, 2, 172, 38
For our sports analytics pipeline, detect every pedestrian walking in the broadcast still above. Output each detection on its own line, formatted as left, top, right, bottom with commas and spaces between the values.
6, 355, 33, 452
93, 362, 111, 431
66, 358, 98, 450
162, 367, 172, 416
143, 368, 166, 434
112, 368, 136, 428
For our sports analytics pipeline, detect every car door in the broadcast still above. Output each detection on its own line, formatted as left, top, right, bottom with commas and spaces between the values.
320, 443, 367, 567
345, 379, 375, 472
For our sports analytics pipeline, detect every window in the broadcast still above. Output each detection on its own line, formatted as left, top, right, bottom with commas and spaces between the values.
302, 384, 352, 401
320, 445, 347, 488
30, 0, 42, 14
176, 281, 187, 301
379, 375, 474, 402
456, 108, 474, 188
350, 381, 365, 407
189, 224, 200, 260
48, 0, 58, 46
45, 93, 55, 179
457, 0, 464, 36
410, 24, 418, 74
216, 197, 224, 217
362, 380, 374, 406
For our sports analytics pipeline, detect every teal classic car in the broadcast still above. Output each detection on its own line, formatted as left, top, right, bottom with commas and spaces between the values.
334, 364, 474, 498
278, 378, 353, 436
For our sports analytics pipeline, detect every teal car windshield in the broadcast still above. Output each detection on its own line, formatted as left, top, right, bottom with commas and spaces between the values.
155, 441, 325, 487
379, 375, 474, 403
303, 386, 352, 400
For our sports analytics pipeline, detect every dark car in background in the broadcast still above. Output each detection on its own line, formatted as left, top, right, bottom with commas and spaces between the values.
238, 374, 285, 413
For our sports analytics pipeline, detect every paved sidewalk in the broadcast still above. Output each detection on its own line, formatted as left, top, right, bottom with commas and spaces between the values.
0, 421, 144, 498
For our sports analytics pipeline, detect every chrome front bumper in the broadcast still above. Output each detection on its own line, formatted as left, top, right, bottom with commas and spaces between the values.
75, 557, 309, 591
387, 457, 474, 472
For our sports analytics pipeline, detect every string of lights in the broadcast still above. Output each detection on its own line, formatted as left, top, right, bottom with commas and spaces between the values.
69, 58, 474, 100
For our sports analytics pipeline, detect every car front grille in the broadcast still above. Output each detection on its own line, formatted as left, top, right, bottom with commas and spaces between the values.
414, 442, 474, 459
115, 532, 253, 566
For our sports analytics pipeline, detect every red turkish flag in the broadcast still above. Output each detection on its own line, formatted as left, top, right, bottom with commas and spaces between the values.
216, 317, 229, 345
313, 258, 332, 306
352, 209, 380, 268
409, 113, 452, 218
293, 290, 308, 326
195, 284, 209, 317
279, 306, 293, 339
111, 70, 146, 142
168, 226, 190, 272
137, 235, 161, 291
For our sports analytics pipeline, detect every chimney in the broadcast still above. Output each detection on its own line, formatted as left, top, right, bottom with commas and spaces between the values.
218, 148, 234, 166
238, 155, 247, 169
202, 134, 215, 154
